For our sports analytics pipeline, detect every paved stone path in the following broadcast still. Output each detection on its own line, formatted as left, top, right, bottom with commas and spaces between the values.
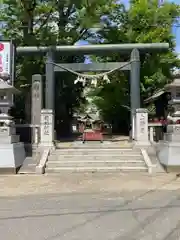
0, 173, 180, 239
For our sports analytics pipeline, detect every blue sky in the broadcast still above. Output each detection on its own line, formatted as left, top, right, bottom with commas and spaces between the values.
167, 0, 180, 54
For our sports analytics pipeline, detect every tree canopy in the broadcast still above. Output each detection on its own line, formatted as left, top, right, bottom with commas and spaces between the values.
88, 0, 180, 128
0, 0, 179, 133
0, 0, 114, 128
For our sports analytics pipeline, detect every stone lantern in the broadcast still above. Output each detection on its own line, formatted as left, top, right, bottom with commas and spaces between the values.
165, 70, 180, 123
0, 80, 19, 117
0, 79, 25, 173
158, 70, 180, 172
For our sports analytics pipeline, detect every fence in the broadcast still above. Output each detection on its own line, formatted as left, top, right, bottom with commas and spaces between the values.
14, 123, 169, 144
15, 124, 40, 144
148, 123, 164, 142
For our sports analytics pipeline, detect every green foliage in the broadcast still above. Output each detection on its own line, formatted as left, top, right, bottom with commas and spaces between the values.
127, 0, 180, 97
0, 0, 114, 123
0, 0, 179, 131
88, 0, 180, 127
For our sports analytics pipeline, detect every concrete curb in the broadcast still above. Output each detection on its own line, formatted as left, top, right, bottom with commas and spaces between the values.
35, 148, 50, 174
141, 148, 156, 174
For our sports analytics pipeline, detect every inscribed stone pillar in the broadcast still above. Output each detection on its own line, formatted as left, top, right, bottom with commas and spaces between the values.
130, 49, 140, 139
40, 109, 54, 147
31, 74, 42, 143
135, 108, 149, 145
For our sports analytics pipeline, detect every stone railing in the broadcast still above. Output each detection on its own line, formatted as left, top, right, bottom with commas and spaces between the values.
14, 109, 55, 148
148, 122, 164, 142
15, 124, 40, 144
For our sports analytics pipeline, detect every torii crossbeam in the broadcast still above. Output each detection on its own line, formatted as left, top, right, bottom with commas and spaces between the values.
16, 42, 169, 139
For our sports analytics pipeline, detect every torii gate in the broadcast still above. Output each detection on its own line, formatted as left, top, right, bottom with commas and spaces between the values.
16, 43, 169, 142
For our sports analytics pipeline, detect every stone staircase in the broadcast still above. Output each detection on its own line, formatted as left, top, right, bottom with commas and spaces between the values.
18, 145, 41, 174
45, 145, 149, 173
18, 156, 37, 174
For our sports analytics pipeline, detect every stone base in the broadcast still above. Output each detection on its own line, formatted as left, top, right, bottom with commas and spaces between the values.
39, 142, 55, 149
0, 134, 19, 143
164, 133, 180, 142
35, 165, 45, 174
157, 141, 180, 167
134, 141, 151, 146
164, 131, 180, 142
0, 142, 25, 173
163, 165, 180, 173
0, 166, 21, 174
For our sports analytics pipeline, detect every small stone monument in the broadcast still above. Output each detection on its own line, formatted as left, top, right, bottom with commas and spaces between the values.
158, 70, 180, 171
40, 109, 54, 147
0, 79, 25, 173
135, 108, 149, 145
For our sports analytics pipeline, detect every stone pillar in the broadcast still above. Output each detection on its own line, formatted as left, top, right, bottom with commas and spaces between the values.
45, 50, 54, 110
135, 108, 149, 145
130, 49, 140, 139
149, 126, 154, 142
31, 74, 42, 144
40, 109, 54, 147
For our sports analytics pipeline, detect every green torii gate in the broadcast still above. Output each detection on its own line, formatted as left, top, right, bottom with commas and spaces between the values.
16, 43, 169, 138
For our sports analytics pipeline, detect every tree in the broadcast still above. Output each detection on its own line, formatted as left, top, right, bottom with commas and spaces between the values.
0, 0, 115, 130
126, 0, 180, 98
87, 0, 180, 131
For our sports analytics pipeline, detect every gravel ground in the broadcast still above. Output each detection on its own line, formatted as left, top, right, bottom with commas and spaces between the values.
0, 173, 180, 239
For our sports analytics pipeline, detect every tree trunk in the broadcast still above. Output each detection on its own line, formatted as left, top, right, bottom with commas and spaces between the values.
21, 1, 36, 123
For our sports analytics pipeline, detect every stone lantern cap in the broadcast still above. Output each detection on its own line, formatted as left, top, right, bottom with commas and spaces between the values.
165, 78, 180, 90
165, 69, 180, 90
0, 79, 20, 94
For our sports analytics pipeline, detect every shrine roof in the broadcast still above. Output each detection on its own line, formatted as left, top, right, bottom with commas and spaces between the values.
144, 89, 165, 103
76, 113, 102, 122
144, 70, 180, 104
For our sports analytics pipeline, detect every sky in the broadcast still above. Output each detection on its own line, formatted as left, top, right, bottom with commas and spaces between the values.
167, 0, 180, 55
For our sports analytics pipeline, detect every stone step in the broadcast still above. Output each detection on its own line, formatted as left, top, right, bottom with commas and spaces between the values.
45, 166, 148, 173
48, 155, 143, 161
47, 161, 146, 168
52, 149, 141, 155
56, 144, 134, 149
48, 159, 144, 164
18, 165, 37, 174
49, 151, 142, 157
18, 156, 37, 174
54, 147, 137, 151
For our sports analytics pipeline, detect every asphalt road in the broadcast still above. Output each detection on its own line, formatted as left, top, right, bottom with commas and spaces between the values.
0, 173, 180, 240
